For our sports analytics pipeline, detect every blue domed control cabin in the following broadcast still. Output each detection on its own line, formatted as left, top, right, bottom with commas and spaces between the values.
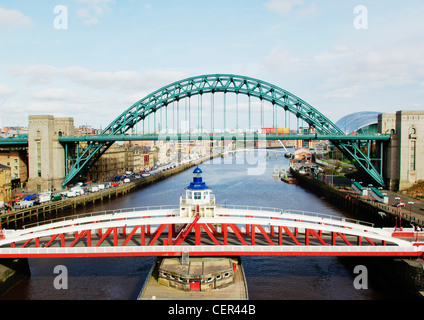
179, 167, 216, 218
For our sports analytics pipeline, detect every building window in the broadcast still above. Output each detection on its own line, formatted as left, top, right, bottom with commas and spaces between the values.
411, 140, 416, 171
37, 141, 41, 176
194, 192, 201, 200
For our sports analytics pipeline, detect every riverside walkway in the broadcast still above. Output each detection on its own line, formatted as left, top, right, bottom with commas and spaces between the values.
0, 156, 216, 229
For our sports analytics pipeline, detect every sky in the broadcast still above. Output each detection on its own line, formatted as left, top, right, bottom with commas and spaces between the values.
0, 0, 424, 130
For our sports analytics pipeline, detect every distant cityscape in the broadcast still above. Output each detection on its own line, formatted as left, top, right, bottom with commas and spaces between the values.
0, 122, 331, 205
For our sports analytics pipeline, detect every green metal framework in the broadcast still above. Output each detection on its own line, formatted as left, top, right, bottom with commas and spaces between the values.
62, 74, 386, 187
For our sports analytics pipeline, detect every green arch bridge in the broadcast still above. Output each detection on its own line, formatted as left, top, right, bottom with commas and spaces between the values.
0, 74, 391, 188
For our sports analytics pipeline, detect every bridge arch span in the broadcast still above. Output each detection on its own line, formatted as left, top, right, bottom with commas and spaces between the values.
104, 74, 341, 135
63, 74, 384, 187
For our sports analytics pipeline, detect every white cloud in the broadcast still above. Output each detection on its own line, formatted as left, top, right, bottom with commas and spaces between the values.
76, 0, 115, 25
264, 0, 304, 16
31, 88, 77, 101
265, 41, 424, 97
322, 45, 424, 94
323, 86, 362, 100
5, 66, 189, 126
264, 0, 320, 17
0, 84, 15, 97
9, 65, 187, 94
0, 7, 33, 29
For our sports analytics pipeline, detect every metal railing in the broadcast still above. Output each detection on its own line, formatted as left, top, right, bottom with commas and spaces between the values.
22, 203, 374, 230
23, 205, 179, 229
217, 204, 374, 227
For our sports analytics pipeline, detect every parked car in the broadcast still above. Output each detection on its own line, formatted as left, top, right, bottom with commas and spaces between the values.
71, 187, 85, 195
394, 202, 407, 207
52, 194, 62, 201
14, 200, 34, 209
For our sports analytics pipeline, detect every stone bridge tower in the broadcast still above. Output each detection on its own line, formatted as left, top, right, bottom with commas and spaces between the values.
379, 111, 424, 191
27, 115, 74, 192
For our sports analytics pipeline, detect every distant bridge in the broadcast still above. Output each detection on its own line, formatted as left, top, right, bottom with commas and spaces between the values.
0, 205, 421, 258
59, 74, 388, 187
57, 132, 390, 142
0, 74, 390, 188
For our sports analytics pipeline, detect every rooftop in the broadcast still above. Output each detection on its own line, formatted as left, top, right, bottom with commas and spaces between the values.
336, 111, 380, 134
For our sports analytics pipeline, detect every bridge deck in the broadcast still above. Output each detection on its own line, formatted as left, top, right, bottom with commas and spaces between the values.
0, 206, 422, 258
15, 229, 394, 249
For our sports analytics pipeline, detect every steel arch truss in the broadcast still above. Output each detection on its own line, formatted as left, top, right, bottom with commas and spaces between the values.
0, 206, 421, 258
62, 74, 385, 187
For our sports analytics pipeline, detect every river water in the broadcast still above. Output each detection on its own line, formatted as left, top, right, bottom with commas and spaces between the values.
1, 150, 407, 300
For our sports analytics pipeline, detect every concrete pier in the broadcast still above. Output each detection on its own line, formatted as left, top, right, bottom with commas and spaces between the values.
138, 257, 248, 300
0, 258, 30, 296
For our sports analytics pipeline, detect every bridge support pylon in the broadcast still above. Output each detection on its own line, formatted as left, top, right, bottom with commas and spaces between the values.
27, 115, 74, 192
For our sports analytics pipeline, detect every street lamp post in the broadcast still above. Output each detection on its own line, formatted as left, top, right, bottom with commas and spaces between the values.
408, 201, 414, 220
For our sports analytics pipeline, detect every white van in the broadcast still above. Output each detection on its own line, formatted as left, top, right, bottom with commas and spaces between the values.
66, 190, 77, 198
71, 187, 84, 196
39, 193, 51, 203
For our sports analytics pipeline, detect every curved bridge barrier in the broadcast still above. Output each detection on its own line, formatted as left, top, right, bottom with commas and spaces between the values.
0, 206, 422, 258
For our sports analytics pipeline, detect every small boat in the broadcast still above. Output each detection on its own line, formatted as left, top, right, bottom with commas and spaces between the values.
272, 169, 280, 177
281, 173, 296, 184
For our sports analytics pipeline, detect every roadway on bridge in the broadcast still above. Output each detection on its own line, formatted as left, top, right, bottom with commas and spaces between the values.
365, 188, 424, 228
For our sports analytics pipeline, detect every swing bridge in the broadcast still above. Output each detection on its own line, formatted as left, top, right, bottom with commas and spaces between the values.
0, 204, 422, 258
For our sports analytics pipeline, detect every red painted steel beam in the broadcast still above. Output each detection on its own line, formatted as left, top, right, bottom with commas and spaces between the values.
148, 224, 167, 246
70, 230, 89, 248
21, 238, 33, 248
337, 233, 352, 246
279, 226, 283, 246
308, 229, 327, 246
228, 224, 248, 246
222, 223, 228, 245
206, 223, 219, 236
283, 227, 301, 246
256, 225, 275, 246
200, 224, 220, 246
95, 227, 115, 247
122, 226, 140, 246
45, 234, 59, 248
305, 228, 309, 246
